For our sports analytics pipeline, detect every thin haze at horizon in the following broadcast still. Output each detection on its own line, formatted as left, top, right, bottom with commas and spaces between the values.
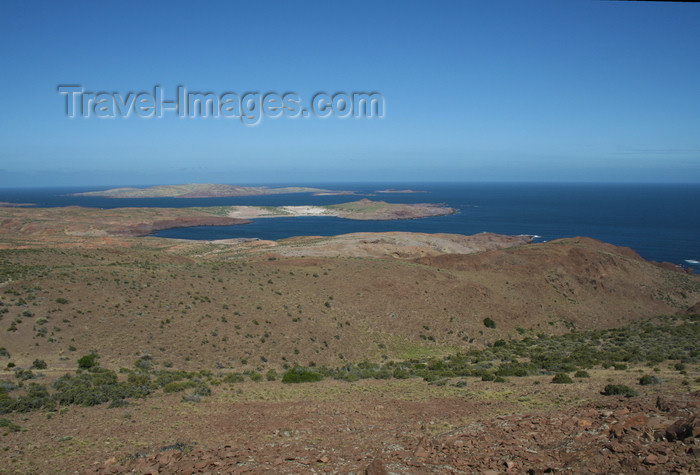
0, 0, 698, 186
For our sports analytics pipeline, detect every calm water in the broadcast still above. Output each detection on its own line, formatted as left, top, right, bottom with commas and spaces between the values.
1, 183, 698, 269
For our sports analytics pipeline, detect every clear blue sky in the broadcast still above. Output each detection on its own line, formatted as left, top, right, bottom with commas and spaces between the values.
1, 0, 698, 186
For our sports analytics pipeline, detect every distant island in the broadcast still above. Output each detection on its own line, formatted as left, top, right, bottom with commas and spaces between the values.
71, 183, 329, 198
375, 188, 426, 194
71, 184, 431, 199
0, 202, 35, 207
311, 190, 359, 196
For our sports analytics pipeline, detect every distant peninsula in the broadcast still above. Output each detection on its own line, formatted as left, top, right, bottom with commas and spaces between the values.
227, 199, 454, 221
0, 199, 455, 246
71, 183, 329, 199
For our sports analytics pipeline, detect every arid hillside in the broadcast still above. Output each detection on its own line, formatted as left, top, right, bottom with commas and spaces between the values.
0, 218, 698, 474
0, 234, 697, 372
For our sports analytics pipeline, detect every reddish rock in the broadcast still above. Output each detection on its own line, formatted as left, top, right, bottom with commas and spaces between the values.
365, 458, 389, 475
656, 395, 673, 412
414, 436, 430, 458
194, 459, 212, 469
577, 418, 593, 428
665, 417, 696, 442
624, 414, 648, 429
607, 441, 628, 453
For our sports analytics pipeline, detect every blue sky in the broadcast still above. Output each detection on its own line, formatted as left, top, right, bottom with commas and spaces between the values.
0, 0, 698, 186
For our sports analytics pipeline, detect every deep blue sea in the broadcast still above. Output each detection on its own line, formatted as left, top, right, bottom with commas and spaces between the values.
1, 183, 698, 270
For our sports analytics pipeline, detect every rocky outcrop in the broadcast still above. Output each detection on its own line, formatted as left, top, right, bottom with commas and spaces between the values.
410, 390, 699, 474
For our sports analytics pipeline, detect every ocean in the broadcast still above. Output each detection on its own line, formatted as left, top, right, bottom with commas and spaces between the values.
1, 183, 698, 270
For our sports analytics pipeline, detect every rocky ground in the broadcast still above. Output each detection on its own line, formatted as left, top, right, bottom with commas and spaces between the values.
207, 232, 532, 259
86, 390, 699, 474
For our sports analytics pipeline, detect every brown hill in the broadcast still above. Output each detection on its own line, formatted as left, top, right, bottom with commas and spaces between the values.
0, 234, 697, 372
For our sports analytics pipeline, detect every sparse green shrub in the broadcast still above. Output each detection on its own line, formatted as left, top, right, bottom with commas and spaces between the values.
31, 359, 47, 369
77, 353, 98, 369
0, 348, 10, 358
193, 385, 211, 396
392, 367, 410, 379
181, 393, 201, 403
14, 369, 34, 381
223, 373, 245, 383
0, 390, 15, 414
0, 417, 21, 433
50, 367, 152, 408
574, 370, 590, 378
265, 369, 277, 381
639, 375, 661, 386
552, 373, 573, 384
281, 367, 323, 384
496, 362, 537, 377
249, 372, 263, 382
153, 370, 189, 387
55, 298, 69, 305
12, 383, 53, 412
603, 384, 638, 397
341, 372, 360, 382
483, 318, 496, 329
127, 372, 152, 387
134, 357, 153, 371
